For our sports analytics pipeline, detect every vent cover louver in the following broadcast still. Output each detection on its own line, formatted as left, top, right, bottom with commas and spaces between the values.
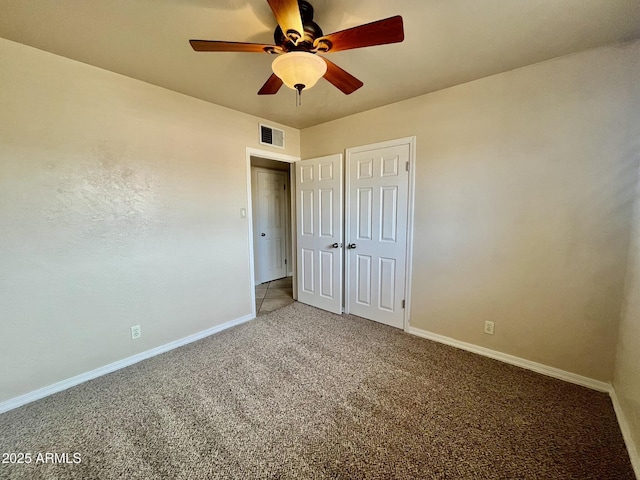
260, 124, 285, 148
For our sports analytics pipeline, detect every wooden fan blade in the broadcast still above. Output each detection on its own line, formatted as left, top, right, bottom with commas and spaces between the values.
314, 16, 404, 53
322, 58, 363, 95
267, 0, 304, 44
258, 74, 284, 95
190, 40, 281, 54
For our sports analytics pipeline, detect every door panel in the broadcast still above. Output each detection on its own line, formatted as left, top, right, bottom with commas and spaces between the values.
379, 257, 396, 311
319, 251, 334, 297
319, 189, 334, 236
357, 188, 373, 239
380, 187, 398, 242
347, 144, 410, 328
300, 248, 314, 293
356, 255, 372, 306
300, 190, 314, 235
296, 154, 343, 314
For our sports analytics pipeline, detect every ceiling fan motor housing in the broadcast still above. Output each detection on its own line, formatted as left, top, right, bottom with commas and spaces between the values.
274, 0, 323, 51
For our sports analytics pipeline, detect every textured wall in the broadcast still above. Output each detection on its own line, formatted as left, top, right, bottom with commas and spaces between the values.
616, 167, 640, 467
302, 41, 640, 381
0, 38, 300, 402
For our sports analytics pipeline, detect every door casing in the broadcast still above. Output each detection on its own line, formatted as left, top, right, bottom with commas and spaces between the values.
246, 147, 300, 319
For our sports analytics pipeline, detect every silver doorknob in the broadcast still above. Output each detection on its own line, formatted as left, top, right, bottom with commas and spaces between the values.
348, 243, 357, 249
261, 233, 266, 237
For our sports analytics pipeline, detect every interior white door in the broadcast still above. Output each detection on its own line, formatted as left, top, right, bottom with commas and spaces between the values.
295, 154, 343, 314
346, 143, 410, 329
253, 168, 287, 284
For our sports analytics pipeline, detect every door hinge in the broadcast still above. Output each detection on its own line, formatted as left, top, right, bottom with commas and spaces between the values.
406, 161, 409, 172
401, 300, 405, 309
285, 259, 287, 265
284, 183, 286, 190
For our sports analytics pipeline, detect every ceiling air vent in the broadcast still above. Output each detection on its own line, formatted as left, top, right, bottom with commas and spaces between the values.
260, 124, 285, 149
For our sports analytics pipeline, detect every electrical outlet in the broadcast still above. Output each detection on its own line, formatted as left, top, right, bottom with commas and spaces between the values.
131, 325, 141, 340
484, 321, 495, 335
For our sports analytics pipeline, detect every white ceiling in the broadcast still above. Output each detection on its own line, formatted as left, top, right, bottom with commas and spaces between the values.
1, 0, 639, 129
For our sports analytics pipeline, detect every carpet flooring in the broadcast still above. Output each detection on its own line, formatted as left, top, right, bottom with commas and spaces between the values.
0, 302, 634, 479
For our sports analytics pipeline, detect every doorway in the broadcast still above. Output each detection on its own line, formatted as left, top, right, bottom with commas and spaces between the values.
246, 148, 300, 318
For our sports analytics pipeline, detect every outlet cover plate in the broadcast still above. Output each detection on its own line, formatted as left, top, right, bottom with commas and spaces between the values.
131, 325, 141, 340
484, 321, 495, 335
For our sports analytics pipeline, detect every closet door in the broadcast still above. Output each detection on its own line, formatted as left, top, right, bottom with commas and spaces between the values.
346, 142, 410, 329
295, 154, 343, 314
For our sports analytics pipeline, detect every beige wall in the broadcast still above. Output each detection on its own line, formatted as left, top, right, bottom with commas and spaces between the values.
302, 41, 640, 382
0, 38, 300, 403
616, 164, 640, 463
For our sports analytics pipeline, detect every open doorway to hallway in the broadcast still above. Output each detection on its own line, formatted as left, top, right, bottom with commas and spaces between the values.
250, 154, 295, 315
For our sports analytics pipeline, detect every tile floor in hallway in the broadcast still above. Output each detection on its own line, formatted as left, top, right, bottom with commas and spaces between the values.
255, 276, 294, 315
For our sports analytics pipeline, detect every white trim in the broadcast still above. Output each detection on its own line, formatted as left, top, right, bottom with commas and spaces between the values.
245, 148, 300, 313
405, 326, 611, 392
246, 147, 299, 164
0, 313, 254, 414
289, 162, 297, 297
404, 137, 416, 331
344, 137, 416, 330
610, 388, 640, 479
246, 152, 257, 316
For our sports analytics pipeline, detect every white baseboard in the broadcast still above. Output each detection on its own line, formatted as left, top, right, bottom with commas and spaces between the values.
0, 313, 254, 415
610, 389, 640, 479
405, 326, 611, 392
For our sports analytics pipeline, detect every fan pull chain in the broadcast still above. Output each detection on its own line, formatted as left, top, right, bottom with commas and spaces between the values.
295, 84, 304, 107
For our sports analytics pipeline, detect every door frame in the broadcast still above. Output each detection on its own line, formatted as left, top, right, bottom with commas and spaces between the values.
345, 136, 416, 331
246, 147, 300, 319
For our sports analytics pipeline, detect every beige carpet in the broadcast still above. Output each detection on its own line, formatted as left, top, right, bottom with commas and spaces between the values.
0, 302, 634, 479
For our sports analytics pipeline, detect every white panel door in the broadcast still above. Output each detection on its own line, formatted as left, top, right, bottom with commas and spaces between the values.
253, 168, 287, 284
295, 154, 343, 314
346, 143, 410, 328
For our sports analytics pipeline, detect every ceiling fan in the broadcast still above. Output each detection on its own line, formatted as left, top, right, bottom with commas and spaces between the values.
189, 0, 404, 100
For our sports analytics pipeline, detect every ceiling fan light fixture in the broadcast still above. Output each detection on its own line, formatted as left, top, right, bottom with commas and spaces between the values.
271, 52, 327, 92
